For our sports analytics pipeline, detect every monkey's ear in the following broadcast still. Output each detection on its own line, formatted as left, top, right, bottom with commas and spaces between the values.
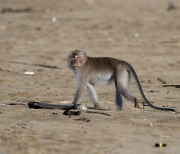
79, 50, 87, 57
68, 50, 73, 55
67, 52, 71, 59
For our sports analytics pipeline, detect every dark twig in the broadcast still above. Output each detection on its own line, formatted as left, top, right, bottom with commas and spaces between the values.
9, 61, 61, 70
1, 7, 33, 14
163, 84, 180, 88
157, 77, 167, 84
85, 110, 111, 116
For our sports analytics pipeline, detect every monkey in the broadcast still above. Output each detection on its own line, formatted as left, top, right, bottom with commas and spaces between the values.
68, 49, 176, 112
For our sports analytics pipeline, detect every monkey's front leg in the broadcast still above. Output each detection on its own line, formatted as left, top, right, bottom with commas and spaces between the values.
87, 84, 100, 110
73, 78, 87, 106
73, 87, 83, 106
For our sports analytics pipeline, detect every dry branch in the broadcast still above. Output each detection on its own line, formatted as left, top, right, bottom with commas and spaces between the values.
28, 101, 111, 116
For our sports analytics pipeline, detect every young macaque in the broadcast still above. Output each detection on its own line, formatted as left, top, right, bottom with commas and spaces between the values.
68, 49, 175, 112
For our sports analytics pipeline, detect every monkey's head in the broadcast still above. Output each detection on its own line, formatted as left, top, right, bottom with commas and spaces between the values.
68, 49, 87, 70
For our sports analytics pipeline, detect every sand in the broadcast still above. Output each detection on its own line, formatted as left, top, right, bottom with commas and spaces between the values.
0, 0, 180, 153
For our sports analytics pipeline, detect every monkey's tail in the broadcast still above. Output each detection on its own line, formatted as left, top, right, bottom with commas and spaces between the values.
123, 61, 176, 112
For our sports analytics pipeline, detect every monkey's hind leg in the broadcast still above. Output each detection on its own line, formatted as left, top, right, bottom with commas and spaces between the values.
118, 69, 143, 110
115, 88, 123, 110
87, 84, 100, 110
120, 89, 143, 110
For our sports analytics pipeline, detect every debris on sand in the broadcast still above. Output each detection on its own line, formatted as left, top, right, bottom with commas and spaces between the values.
157, 77, 167, 84
154, 143, 167, 148
1, 7, 33, 14
63, 109, 81, 116
167, 1, 177, 11
74, 117, 91, 122
0, 67, 12, 72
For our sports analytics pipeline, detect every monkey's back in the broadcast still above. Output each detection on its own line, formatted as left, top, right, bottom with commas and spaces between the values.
85, 56, 125, 71
84, 57, 125, 85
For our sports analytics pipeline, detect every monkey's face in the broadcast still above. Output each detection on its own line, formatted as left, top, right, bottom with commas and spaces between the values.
68, 50, 87, 70
69, 55, 82, 70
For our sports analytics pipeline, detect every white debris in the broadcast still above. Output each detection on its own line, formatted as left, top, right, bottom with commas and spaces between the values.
134, 33, 139, 38
52, 17, 57, 22
24, 71, 34, 75
149, 122, 153, 127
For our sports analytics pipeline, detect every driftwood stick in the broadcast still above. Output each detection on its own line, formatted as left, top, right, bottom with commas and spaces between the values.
28, 101, 76, 110
28, 101, 111, 116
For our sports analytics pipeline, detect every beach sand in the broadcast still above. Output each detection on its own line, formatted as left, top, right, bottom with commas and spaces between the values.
0, 0, 180, 153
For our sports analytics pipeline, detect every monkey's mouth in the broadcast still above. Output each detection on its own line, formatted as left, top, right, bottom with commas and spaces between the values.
72, 66, 78, 69
71, 63, 79, 69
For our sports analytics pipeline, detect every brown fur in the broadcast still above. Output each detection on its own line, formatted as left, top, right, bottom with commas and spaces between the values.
68, 49, 176, 112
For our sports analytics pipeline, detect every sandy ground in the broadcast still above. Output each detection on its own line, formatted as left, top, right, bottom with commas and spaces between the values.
0, 0, 180, 153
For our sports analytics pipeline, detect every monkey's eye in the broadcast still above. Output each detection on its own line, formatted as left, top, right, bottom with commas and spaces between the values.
75, 56, 79, 59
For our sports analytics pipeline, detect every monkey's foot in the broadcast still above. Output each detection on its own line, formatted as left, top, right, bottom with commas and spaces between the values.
94, 104, 100, 110
116, 106, 123, 110
135, 99, 144, 110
